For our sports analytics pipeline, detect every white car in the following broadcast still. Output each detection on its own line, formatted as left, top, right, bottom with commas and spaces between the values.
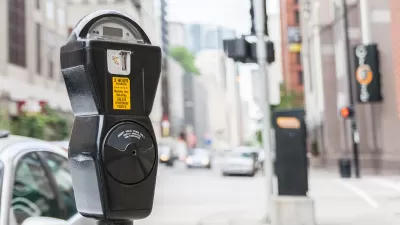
51, 141, 69, 151
0, 131, 95, 225
221, 150, 257, 177
185, 149, 212, 169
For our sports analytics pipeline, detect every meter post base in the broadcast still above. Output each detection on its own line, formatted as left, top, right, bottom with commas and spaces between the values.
97, 220, 134, 225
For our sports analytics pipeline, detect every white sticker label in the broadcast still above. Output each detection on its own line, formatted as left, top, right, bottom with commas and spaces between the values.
107, 49, 131, 75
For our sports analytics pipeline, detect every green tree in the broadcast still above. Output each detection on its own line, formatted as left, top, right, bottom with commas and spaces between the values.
0, 109, 11, 130
271, 84, 304, 111
169, 46, 200, 75
256, 85, 304, 145
11, 106, 69, 141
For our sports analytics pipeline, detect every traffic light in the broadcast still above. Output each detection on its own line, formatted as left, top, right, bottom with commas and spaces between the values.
267, 41, 275, 64
340, 106, 354, 119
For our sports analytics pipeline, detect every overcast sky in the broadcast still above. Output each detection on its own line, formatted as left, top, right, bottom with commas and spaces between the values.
161, 0, 281, 110
164, 0, 280, 34
166, 0, 251, 34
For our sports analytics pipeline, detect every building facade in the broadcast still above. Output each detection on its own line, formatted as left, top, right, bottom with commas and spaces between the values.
280, 0, 304, 94
300, 0, 400, 171
0, 0, 70, 115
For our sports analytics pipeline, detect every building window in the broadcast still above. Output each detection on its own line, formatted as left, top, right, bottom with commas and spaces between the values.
296, 52, 302, 65
48, 48, 54, 79
8, 0, 26, 67
46, 0, 55, 20
36, 0, 40, 9
298, 71, 304, 85
295, 10, 300, 24
36, 24, 42, 74
57, 8, 66, 26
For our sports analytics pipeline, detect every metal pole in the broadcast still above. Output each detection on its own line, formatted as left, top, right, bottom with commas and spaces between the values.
342, 0, 360, 178
360, 0, 379, 166
254, 0, 273, 220
359, 0, 371, 44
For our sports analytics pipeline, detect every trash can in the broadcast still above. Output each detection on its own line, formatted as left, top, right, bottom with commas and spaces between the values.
338, 159, 352, 178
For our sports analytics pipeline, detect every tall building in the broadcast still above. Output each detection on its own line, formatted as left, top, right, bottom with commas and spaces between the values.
280, 0, 304, 94
0, 0, 70, 114
192, 77, 209, 148
186, 24, 202, 54
300, 0, 400, 170
169, 22, 186, 47
194, 50, 234, 149
185, 23, 236, 55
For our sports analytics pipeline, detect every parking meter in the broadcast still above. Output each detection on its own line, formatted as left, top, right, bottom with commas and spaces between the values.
60, 10, 161, 224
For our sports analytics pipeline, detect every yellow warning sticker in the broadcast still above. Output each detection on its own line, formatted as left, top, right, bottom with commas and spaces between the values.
112, 77, 131, 110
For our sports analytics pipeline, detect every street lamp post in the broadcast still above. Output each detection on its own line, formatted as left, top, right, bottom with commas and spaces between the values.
254, 0, 274, 221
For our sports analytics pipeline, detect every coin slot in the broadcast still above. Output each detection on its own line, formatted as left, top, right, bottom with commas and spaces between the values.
121, 51, 128, 71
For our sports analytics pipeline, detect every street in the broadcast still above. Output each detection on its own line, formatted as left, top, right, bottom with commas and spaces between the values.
136, 160, 400, 225
136, 160, 266, 225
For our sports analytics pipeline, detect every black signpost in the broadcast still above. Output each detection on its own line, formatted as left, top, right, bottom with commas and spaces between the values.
354, 44, 383, 103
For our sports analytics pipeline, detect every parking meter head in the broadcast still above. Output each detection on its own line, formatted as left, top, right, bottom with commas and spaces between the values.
60, 10, 160, 221
61, 10, 161, 116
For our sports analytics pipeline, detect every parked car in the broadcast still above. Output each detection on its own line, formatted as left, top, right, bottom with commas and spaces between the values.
221, 148, 258, 177
185, 148, 212, 169
158, 144, 175, 166
0, 130, 95, 225
51, 141, 69, 151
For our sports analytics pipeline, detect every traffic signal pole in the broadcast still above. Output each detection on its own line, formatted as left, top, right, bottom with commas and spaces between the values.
254, 0, 274, 220
342, 0, 360, 178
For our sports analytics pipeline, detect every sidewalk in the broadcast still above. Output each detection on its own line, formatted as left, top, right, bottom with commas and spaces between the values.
309, 169, 400, 225
199, 170, 400, 225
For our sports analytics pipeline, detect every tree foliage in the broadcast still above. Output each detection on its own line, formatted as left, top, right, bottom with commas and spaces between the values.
0, 109, 11, 130
256, 85, 304, 145
169, 46, 200, 75
271, 84, 304, 111
10, 106, 69, 141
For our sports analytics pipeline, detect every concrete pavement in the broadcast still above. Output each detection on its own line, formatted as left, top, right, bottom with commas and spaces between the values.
310, 170, 400, 225
135, 160, 400, 225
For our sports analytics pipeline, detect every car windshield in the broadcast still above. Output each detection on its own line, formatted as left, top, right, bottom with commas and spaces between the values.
227, 151, 253, 158
158, 145, 171, 154
189, 149, 209, 156
0, 160, 3, 211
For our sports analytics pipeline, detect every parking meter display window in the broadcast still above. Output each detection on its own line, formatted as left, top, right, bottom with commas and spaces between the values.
87, 17, 145, 44
103, 122, 156, 184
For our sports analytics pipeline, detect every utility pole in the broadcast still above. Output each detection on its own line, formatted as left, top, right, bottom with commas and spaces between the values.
254, 0, 274, 220
342, 0, 360, 178
160, 0, 171, 137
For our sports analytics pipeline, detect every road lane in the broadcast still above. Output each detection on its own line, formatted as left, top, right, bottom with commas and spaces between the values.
136, 161, 266, 225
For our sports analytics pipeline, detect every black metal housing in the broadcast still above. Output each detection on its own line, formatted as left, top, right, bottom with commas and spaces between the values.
60, 10, 161, 221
